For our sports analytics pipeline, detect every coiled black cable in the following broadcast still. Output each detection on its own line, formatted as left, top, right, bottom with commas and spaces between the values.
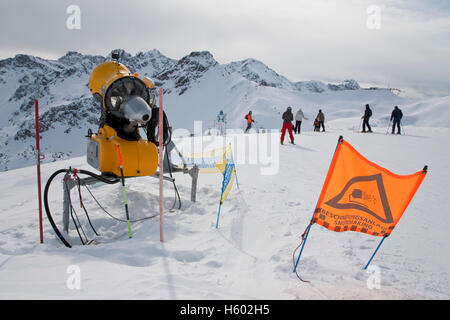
44, 168, 120, 248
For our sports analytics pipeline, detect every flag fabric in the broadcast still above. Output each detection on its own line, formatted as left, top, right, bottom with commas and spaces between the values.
217, 162, 236, 205
313, 138, 427, 237
215, 146, 238, 228
170, 145, 232, 173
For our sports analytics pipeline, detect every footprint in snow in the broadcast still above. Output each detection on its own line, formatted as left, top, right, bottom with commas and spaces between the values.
286, 201, 301, 207
171, 250, 205, 263
205, 260, 222, 268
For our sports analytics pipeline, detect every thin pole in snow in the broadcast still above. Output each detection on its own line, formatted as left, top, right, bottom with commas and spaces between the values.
293, 223, 312, 272
34, 94, 44, 244
386, 119, 392, 134
293, 136, 344, 274
159, 88, 164, 242
216, 199, 223, 229
364, 236, 387, 270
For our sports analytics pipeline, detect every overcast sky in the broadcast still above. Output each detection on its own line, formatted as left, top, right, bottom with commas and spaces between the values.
0, 0, 449, 97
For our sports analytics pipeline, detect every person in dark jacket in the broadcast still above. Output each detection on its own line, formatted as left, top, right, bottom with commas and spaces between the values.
281, 106, 295, 144
316, 109, 325, 132
362, 104, 373, 133
390, 106, 403, 134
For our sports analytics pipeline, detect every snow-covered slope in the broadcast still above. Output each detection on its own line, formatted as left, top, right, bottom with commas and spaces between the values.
0, 128, 448, 299
1, 49, 426, 172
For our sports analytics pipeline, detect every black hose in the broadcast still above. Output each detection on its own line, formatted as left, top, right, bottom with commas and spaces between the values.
146, 108, 171, 146
44, 168, 121, 248
45, 167, 178, 247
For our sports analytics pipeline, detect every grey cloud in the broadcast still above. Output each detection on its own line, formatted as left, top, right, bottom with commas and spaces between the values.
0, 0, 449, 97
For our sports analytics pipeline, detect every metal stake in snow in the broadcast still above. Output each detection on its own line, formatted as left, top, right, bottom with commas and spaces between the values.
34, 93, 44, 244
159, 88, 164, 242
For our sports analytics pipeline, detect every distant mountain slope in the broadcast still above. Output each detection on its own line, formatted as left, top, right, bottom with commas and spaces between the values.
0, 49, 447, 171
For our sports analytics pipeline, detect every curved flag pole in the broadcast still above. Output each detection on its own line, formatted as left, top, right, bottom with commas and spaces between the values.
293, 136, 344, 274
230, 144, 240, 190
216, 163, 228, 229
363, 165, 428, 269
364, 236, 386, 270
216, 194, 224, 229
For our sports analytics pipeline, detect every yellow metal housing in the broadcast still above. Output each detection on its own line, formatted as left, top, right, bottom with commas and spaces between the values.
89, 61, 132, 105
87, 126, 158, 177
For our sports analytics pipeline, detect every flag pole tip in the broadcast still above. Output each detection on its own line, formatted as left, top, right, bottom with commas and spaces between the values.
423, 165, 428, 173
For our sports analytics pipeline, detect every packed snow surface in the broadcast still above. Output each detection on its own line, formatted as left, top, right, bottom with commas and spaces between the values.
0, 124, 449, 299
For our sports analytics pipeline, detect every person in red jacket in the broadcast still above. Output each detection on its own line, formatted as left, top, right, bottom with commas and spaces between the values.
281, 106, 295, 145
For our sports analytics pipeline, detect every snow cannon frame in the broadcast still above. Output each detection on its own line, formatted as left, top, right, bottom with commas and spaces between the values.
43, 58, 200, 248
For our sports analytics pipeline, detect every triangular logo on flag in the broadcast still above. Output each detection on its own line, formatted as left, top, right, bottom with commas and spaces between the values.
313, 138, 427, 237
325, 174, 394, 224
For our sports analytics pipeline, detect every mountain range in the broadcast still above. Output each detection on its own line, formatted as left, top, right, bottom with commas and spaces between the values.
0, 49, 447, 171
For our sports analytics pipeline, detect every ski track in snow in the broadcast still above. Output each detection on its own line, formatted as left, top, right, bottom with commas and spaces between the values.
0, 126, 449, 299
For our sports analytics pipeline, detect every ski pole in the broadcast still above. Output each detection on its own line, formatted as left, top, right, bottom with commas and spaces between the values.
254, 121, 260, 133
116, 145, 133, 239
386, 120, 392, 134
357, 118, 363, 132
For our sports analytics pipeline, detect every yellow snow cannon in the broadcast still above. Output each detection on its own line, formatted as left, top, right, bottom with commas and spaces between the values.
86, 58, 159, 177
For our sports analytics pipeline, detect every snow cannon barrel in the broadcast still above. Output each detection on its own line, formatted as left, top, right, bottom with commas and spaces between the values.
88, 60, 156, 113
87, 60, 159, 177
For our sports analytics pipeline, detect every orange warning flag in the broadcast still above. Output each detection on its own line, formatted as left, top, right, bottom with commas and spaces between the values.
313, 138, 427, 237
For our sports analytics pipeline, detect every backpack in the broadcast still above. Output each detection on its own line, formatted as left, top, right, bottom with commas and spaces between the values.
245, 114, 248, 120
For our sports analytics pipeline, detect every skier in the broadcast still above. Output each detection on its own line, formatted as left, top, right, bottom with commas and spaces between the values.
294, 108, 308, 134
316, 109, 325, 132
362, 104, 373, 133
217, 110, 226, 135
313, 118, 320, 132
244, 111, 254, 133
281, 106, 295, 145
390, 106, 403, 134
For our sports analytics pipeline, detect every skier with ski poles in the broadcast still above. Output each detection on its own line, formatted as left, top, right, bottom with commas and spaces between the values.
390, 106, 403, 134
281, 106, 295, 145
244, 111, 255, 133
361, 104, 373, 133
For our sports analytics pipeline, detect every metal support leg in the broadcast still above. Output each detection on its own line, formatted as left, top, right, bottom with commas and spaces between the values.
62, 175, 103, 233
62, 172, 76, 233
189, 165, 199, 202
